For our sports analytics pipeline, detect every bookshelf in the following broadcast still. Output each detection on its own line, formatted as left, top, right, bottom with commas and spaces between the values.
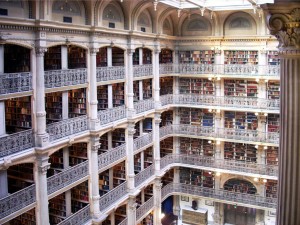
267, 80, 280, 100
160, 137, 173, 157
5, 96, 32, 133
143, 48, 152, 64
224, 79, 258, 97
68, 88, 87, 118
112, 83, 125, 107
96, 47, 107, 67
179, 50, 215, 64
159, 49, 173, 64
133, 80, 140, 102
10, 208, 36, 225
99, 170, 110, 195
7, 163, 34, 193
44, 45, 61, 70
115, 205, 127, 224
160, 110, 173, 127
265, 180, 277, 198
141, 212, 154, 225
46, 92, 63, 124
267, 51, 280, 65
102, 218, 111, 225
224, 111, 257, 130
179, 78, 190, 94
143, 79, 152, 99
113, 161, 126, 187
134, 121, 141, 138
134, 153, 142, 173
112, 129, 125, 147
224, 142, 257, 162
112, 47, 124, 66
97, 85, 108, 110
180, 138, 214, 157
68, 45, 86, 69
71, 181, 89, 212
99, 133, 109, 154
160, 77, 173, 95
69, 143, 88, 166
48, 149, 64, 177
266, 146, 279, 165
224, 50, 258, 65
179, 78, 215, 95
49, 193, 66, 224
4, 44, 30, 73
179, 108, 214, 127
162, 169, 174, 186
180, 168, 214, 188
267, 114, 280, 133
224, 179, 257, 194
144, 147, 153, 168
133, 48, 139, 65
144, 184, 153, 201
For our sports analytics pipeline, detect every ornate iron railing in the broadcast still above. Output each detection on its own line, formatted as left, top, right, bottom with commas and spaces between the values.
161, 183, 277, 209
96, 66, 125, 82
135, 164, 155, 187
98, 144, 126, 172
47, 161, 89, 195
57, 205, 91, 225
44, 68, 87, 88
136, 197, 154, 222
133, 64, 153, 77
46, 115, 88, 142
178, 64, 217, 74
99, 181, 128, 211
159, 63, 176, 74
133, 132, 153, 152
0, 185, 36, 220
98, 105, 126, 125
0, 129, 34, 158
0, 72, 32, 95
118, 218, 128, 225
160, 94, 174, 106
134, 99, 155, 114
159, 125, 174, 138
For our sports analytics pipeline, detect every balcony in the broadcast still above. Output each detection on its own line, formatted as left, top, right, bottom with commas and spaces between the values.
134, 99, 155, 114
133, 64, 153, 78
98, 144, 126, 172
136, 196, 154, 223
0, 72, 32, 96
96, 66, 125, 82
44, 68, 87, 89
133, 132, 153, 153
97, 105, 127, 126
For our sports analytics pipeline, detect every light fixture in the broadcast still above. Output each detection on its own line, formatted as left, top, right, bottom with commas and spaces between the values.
154, 0, 158, 11
200, 7, 205, 16
253, 177, 259, 182
208, 171, 212, 175
255, 145, 258, 149
265, 79, 269, 83
264, 113, 268, 117
255, 112, 259, 116
160, 213, 165, 219
208, 140, 212, 144
255, 78, 260, 82
177, 9, 181, 17
263, 179, 267, 183
216, 141, 221, 145
216, 171, 221, 176
208, 108, 212, 112
264, 146, 268, 150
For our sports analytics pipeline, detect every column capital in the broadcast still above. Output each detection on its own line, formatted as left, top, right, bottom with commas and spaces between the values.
35, 47, 48, 57
90, 47, 99, 55
127, 122, 136, 136
127, 48, 136, 55
38, 162, 51, 174
264, 6, 300, 53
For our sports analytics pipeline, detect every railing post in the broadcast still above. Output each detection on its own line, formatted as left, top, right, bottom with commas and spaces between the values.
34, 44, 49, 147
35, 154, 50, 225
153, 113, 161, 173
153, 178, 162, 225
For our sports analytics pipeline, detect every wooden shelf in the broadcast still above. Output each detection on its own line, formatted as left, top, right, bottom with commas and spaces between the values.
224, 142, 257, 163
267, 80, 280, 100
97, 85, 108, 110
112, 47, 124, 66
179, 78, 215, 95
224, 111, 257, 130
143, 79, 152, 99
180, 168, 214, 188
49, 193, 66, 224
10, 208, 36, 225
68, 88, 87, 118
96, 47, 107, 67
179, 108, 214, 127
8, 163, 34, 193
68, 46, 86, 69
224, 79, 258, 97
267, 114, 280, 133
224, 179, 256, 194
4, 44, 30, 73
266, 146, 278, 165
160, 77, 173, 95
224, 50, 258, 65
160, 137, 173, 157
180, 137, 214, 157
268, 51, 280, 65
99, 170, 110, 195
44, 46, 61, 71
143, 48, 152, 64
112, 83, 125, 107
160, 110, 173, 127
179, 50, 215, 64
46, 92, 63, 124
159, 49, 173, 64
112, 129, 125, 147
113, 161, 126, 188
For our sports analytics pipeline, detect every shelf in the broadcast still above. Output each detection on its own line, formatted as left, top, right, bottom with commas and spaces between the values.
4, 44, 30, 73
143, 79, 152, 99
268, 51, 280, 65
160, 77, 173, 95
97, 85, 108, 110
45, 45, 62, 71
97, 47, 107, 67
112, 129, 125, 148
112, 47, 124, 66
68, 46, 86, 69
224, 79, 258, 97
180, 137, 214, 157
46, 92, 63, 124
8, 163, 34, 193
179, 50, 215, 64
143, 48, 152, 64
224, 178, 256, 194
267, 80, 280, 100
179, 78, 215, 95
224, 50, 258, 65
159, 49, 173, 64
224, 111, 257, 130
68, 88, 87, 118
224, 142, 257, 163
112, 83, 125, 107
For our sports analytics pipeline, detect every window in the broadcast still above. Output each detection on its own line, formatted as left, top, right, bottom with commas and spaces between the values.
0, 8, 8, 16
141, 27, 146, 32
63, 16, 72, 23
109, 22, 115, 28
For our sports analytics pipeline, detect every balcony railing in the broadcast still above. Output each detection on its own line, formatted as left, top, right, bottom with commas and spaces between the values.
159, 63, 176, 74
47, 161, 89, 195
57, 205, 91, 225
162, 183, 277, 209
133, 64, 153, 78
160, 94, 174, 106
0, 184, 36, 220
0, 72, 32, 95
97, 105, 127, 126
133, 132, 153, 152
0, 129, 34, 158
134, 99, 155, 114
46, 115, 88, 142
96, 66, 125, 82
118, 218, 128, 225
135, 164, 155, 188
160, 154, 278, 177
99, 181, 128, 211
136, 197, 154, 222
44, 69, 87, 88
98, 144, 126, 172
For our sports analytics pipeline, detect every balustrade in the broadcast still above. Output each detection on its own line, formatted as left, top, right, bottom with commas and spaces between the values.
134, 164, 155, 187
0, 72, 32, 95
160, 94, 174, 106
44, 69, 87, 88
118, 218, 128, 225
133, 132, 153, 152
98, 144, 126, 172
97, 105, 127, 125
57, 205, 91, 225
46, 115, 88, 141
96, 66, 125, 82
136, 197, 154, 222
159, 64, 176, 74
134, 99, 155, 114
0, 129, 34, 158
133, 65, 153, 77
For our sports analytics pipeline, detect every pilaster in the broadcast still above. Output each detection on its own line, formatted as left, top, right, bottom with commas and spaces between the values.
61, 45, 68, 69
126, 122, 136, 191
153, 178, 162, 225
0, 101, 5, 136
153, 113, 161, 173
127, 196, 137, 225
153, 42, 161, 109
126, 48, 135, 117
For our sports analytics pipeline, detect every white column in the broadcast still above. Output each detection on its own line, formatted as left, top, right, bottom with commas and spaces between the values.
259, 50, 268, 75
108, 132, 112, 149
153, 178, 162, 225
0, 44, 4, 73
213, 202, 223, 225
258, 114, 267, 133
0, 101, 5, 136
153, 113, 161, 173
139, 80, 143, 100
127, 196, 137, 225
173, 168, 180, 217
258, 79, 267, 99
62, 91, 69, 119
110, 213, 115, 225
153, 47, 161, 108
108, 85, 113, 109
35, 47, 49, 147
215, 79, 222, 97
214, 49, 222, 65
61, 45, 68, 69
89, 48, 100, 130
139, 48, 143, 65
109, 168, 114, 190
139, 121, 143, 135
140, 151, 145, 170
263, 4, 300, 225
126, 49, 135, 117
126, 122, 135, 191
63, 147, 71, 216
107, 47, 112, 67
89, 136, 102, 219
141, 189, 145, 204
0, 170, 8, 198
35, 155, 50, 225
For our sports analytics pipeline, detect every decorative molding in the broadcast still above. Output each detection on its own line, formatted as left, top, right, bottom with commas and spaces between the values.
35, 47, 47, 57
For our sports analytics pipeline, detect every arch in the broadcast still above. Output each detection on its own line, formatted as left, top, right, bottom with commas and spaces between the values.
162, 17, 174, 36
131, 1, 154, 31
181, 14, 213, 36
224, 12, 257, 36
0, 0, 30, 19
99, 1, 125, 29
137, 10, 152, 33
222, 176, 258, 194
51, 0, 87, 25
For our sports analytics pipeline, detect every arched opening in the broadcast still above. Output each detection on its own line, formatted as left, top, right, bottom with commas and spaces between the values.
4, 44, 30, 73
159, 48, 173, 64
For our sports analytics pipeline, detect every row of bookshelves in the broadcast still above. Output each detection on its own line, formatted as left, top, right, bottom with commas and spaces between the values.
180, 168, 214, 188
179, 78, 215, 95
180, 137, 214, 157
179, 108, 214, 126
